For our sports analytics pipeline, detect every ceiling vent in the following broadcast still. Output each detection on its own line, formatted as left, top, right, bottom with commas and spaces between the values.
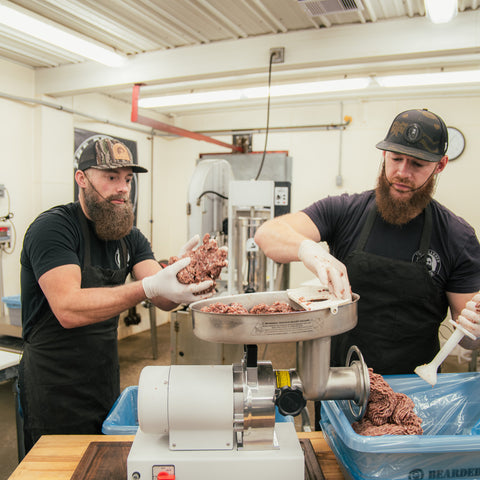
298, 0, 364, 16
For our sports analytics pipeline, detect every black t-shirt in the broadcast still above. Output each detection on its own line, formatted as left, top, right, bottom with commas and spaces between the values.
302, 190, 480, 293
20, 202, 155, 339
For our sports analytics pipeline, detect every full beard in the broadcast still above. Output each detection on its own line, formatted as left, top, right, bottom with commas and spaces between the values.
84, 187, 134, 240
375, 163, 436, 226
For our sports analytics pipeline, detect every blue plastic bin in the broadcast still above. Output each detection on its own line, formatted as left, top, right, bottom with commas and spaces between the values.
320, 372, 480, 480
1, 295, 21, 326
103, 385, 294, 435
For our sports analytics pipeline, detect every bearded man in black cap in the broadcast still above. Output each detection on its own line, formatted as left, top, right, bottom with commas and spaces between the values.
19, 138, 214, 453
255, 109, 480, 425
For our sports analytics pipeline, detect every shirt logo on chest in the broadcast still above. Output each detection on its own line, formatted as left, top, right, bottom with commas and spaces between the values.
412, 249, 441, 276
115, 248, 122, 269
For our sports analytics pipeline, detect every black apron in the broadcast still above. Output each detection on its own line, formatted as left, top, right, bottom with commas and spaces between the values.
331, 202, 448, 375
19, 208, 128, 451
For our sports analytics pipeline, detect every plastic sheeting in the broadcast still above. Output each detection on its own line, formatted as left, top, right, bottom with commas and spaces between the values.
102, 385, 294, 435
321, 372, 480, 480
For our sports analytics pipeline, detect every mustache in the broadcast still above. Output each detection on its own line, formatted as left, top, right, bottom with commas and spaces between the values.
105, 194, 130, 203
387, 177, 416, 191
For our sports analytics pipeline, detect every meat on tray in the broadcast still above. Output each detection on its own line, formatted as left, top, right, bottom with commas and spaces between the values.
169, 234, 228, 294
201, 302, 249, 314
352, 368, 423, 436
201, 301, 296, 314
249, 302, 296, 314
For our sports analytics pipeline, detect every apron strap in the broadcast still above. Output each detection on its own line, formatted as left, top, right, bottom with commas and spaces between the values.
355, 202, 378, 251
419, 203, 432, 257
119, 238, 127, 270
76, 205, 92, 267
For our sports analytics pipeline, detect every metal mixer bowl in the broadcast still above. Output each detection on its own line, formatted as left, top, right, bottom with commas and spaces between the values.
190, 291, 359, 344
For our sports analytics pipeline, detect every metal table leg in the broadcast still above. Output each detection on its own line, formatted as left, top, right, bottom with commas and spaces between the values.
13, 378, 25, 462
468, 349, 478, 372
143, 301, 157, 360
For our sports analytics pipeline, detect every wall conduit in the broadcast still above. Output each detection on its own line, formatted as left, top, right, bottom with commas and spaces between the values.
0, 90, 352, 139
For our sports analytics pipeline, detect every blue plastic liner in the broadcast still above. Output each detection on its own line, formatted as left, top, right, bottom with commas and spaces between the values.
320, 372, 480, 480
102, 386, 139, 435
103, 385, 294, 435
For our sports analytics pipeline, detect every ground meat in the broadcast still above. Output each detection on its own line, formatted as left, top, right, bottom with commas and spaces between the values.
248, 302, 295, 314
201, 301, 296, 314
352, 369, 423, 436
201, 302, 249, 314
169, 234, 228, 294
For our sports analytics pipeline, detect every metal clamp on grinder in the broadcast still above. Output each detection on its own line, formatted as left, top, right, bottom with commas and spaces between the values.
127, 291, 369, 480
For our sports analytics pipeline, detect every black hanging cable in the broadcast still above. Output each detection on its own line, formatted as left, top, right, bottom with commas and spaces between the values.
254, 52, 275, 181
196, 190, 229, 205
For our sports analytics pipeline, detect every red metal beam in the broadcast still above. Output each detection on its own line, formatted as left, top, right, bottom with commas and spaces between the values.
131, 84, 243, 152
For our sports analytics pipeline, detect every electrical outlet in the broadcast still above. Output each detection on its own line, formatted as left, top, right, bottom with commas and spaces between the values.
270, 47, 285, 64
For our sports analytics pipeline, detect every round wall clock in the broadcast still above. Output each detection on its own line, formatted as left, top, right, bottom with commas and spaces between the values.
446, 126, 465, 161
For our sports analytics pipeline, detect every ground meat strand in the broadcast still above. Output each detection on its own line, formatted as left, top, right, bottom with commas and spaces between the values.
169, 234, 227, 294
352, 369, 423, 436
201, 301, 295, 314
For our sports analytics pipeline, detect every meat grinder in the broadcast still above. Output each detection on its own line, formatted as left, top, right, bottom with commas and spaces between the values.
127, 291, 369, 480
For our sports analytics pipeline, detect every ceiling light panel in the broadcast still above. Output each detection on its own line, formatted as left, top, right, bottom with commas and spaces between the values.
0, 2, 126, 66
138, 77, 371, 108
376, 70, 480, 87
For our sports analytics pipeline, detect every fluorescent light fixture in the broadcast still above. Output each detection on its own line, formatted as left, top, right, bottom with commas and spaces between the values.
0, 3, 126, 67
139, 77, 371, 108
376, 70, 480, 87
424, 0, 458, 24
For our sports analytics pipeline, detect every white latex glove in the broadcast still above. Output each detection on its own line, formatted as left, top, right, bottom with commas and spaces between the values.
298, 239, 351, 300
142, 257, 213, 304
456, 293, 480, 338
178, 234, 200, 257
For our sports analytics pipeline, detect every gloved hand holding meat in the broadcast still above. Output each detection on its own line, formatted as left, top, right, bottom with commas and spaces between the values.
142, 257, 214, 304
298, 239, 351, 300
168, 233, 228, 294
456, 292, 480, 338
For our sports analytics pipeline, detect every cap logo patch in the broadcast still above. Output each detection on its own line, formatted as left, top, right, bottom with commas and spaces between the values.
404, 123, 422, 144
111, 142, 132, 163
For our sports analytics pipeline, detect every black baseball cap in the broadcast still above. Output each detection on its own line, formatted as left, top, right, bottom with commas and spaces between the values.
77, 138, 148, 173
376, 109, 448, 162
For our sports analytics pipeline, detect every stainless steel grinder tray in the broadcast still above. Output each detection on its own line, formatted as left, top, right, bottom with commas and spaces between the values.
190, 291, 359, 344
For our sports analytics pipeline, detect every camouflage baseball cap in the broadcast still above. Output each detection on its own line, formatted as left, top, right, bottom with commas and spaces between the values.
375, 109, 448, 162
77, 138, 148, 173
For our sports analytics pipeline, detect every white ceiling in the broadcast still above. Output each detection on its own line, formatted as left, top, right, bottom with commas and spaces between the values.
2, 0, 480, 116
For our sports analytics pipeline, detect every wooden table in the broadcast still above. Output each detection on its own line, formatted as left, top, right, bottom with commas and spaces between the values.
8, 432, 345, 479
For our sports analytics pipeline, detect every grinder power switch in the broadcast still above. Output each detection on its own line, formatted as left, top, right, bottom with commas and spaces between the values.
157, 472, 175, 480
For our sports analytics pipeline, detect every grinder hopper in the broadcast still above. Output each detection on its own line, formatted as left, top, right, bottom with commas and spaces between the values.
190, 290, 370, 421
